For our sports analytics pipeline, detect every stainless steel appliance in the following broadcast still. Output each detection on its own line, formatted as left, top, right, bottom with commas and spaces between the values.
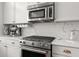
4, 25, 22, 36
20, 36, 55, 57
27, 2, 55, 22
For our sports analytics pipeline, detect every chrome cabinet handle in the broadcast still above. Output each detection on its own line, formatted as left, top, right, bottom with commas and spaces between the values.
4, 46, 7, 47
11, 42, 15, 44
63, 49, 71, 54
0, 40, 1, 42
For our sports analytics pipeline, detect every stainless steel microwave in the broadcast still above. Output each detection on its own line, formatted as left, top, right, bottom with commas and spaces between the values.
27, 2, 55, 22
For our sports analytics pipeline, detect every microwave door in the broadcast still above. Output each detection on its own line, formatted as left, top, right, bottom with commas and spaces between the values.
48, 6, 54, 20
28, 8, 47, 21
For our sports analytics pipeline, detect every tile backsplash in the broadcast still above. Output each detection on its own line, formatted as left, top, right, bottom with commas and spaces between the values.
23, 21, 79, 40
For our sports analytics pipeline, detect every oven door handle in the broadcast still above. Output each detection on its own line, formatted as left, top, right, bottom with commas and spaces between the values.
22, 46, 47, 54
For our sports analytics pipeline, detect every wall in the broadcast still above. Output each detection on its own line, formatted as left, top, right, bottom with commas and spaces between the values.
23, 21, 79, 40
0, 2, 4, 36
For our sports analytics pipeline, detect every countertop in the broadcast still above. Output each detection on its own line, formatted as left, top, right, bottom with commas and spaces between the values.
52, 39, 79, 48
1, 35, 79, 48
0, 36, 24, 41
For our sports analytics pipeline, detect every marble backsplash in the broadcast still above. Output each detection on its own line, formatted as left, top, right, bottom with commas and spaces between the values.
23, 21, 79, 40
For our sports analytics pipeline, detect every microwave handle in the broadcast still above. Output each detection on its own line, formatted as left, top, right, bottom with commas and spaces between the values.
48, 6, 54, 18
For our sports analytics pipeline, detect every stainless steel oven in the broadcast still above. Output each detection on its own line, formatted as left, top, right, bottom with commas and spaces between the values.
27, 2, 55, 22
20, 36, 55, 57
21, 45, 51, 57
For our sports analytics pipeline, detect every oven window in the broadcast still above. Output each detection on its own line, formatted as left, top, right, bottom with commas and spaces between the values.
22, 49, 46, 57
29, 9, 45, 19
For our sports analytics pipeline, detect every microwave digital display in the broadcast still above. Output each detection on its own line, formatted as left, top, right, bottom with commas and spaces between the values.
29, 9, 45, 19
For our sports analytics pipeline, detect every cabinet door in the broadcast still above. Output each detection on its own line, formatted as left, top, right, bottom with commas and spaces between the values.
52, 53, 67, 57
55, 2, 79, 22
27, 2, 39, 6
7, 46, 21, 57
4, 2, 15, 24
15, 2, 28, 23
0, 45, 7, 57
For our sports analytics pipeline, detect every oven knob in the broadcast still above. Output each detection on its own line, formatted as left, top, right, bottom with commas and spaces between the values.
20, 41, 22, 43
32, 42, 34, 46
39, 43, 42, 47
44, 44, 48, 47
40, 43, 44, 47
23, 41, 26, 44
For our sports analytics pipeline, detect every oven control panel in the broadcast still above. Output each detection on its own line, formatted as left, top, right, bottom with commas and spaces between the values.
20, 40, 51, 49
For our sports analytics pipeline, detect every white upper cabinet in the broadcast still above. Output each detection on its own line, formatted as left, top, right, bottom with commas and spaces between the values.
26, 2, 39, 6
15, 2, 28, 23
3, 2, 15, 24
4, 2, 28, 24
55, 2, 79, 22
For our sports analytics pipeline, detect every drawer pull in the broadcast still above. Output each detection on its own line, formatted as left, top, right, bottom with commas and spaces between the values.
11, 42, 15, 44
63, 49, 71, 54
4, 46, 7, 47
0, 40, 1, 42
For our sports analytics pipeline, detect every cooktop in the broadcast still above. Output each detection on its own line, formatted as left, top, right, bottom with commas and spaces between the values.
23, 36, 55, 42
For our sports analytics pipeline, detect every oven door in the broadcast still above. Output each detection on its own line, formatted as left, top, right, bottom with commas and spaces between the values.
28, 7, 47, 21
21, 46, 51, 57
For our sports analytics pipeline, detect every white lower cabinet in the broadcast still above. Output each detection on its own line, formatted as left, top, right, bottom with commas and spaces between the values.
7, 39, 21, 57
0, 45, 7, 57
52, 45, 79, 57
52, 53, 67, 57
0, 38, 21, 57
7, 46, 21, 57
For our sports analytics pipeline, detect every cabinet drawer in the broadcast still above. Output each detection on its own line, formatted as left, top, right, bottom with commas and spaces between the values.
7, 40, 20, 47
0, 39, 6, 46
52, 53, 68, 57
52, 45, 79, 57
